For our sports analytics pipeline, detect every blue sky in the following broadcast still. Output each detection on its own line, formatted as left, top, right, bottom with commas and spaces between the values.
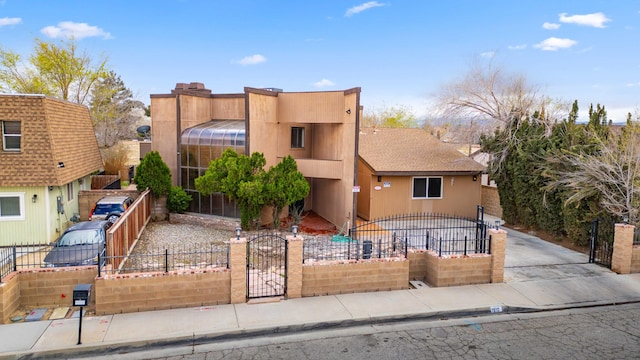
1, 0, 639, 122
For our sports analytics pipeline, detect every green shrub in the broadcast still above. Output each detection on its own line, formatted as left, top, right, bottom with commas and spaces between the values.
134, 151, 171, 198
167, 186, 192, 213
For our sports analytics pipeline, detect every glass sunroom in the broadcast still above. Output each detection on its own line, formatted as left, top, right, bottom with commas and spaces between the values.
180, 120, 245, 218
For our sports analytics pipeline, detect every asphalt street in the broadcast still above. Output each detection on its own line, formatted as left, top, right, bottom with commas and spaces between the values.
94, 303, 640, 360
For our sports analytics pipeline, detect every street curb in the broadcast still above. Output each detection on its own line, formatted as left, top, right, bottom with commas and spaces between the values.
7, 299, 640, 360
8, 301, 639, 360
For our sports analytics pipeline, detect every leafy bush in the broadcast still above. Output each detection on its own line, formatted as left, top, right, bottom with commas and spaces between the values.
134, 151, 171, 198
167, 186, 192, 213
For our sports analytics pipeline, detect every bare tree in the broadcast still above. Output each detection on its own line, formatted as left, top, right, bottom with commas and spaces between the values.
90, 71, 145, 148
547, 116, 640, 225
436, 59, 542, 126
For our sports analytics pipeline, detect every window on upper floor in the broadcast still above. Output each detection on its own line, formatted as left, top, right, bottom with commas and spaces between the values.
412, 177, 443, 199
0, 193, 25, 221
2, 120, 21, 151
291, 127, 305, 149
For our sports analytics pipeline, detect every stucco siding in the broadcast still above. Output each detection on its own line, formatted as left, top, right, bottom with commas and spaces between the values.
150, 97, 179, 185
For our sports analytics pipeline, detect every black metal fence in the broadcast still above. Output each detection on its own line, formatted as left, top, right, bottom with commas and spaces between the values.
589, 219, 615, 269
303, 235, 407, 263
303, 208, 492, 263
0, 241, 229, 281
0, 243, 54, 282
99, 243, 229, 276
350, 209, 491, 257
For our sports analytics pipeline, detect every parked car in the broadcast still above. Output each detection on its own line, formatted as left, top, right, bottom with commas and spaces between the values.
89, 195, 135, 223
43, 221, 112, 267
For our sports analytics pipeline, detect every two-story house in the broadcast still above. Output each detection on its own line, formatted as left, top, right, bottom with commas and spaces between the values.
0, 95, 103, 246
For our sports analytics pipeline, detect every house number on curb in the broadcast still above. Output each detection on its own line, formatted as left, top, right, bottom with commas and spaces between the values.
490, 306, 503, 313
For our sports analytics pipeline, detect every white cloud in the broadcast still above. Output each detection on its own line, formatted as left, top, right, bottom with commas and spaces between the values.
313, 79, 335, 88
542, 22, 560, 30
508, 44, 527, 50
480, 51, 495, 58
559, 12, 611, 28
534, 37, 577, 51
627, 82, 640, 87
0, 17, 21, 27
345, 1, 385, 17
41, 21, 112, 39
234, 54, 267, 65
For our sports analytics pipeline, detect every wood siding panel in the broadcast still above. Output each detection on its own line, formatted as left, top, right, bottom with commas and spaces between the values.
211, 97, 245, 119
0, 186, 49, 245
277, 92, 345, 124
151, 97, 179, 185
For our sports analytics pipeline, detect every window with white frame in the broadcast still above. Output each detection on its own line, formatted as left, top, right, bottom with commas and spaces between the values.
2, 120, 21, 151
0, 193, 25, 220
291, 127, 304, 149
412, 177, 443, 199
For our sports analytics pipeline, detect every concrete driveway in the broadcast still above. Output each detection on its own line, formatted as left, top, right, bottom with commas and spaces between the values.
504, 227, 614, 282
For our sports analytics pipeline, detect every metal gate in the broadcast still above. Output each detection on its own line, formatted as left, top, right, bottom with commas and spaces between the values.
247, 233, 288, 299
589, 219, 614, 269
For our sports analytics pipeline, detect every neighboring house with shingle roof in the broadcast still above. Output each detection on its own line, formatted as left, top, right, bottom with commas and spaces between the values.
357, 127, 485, 220
0, 94, 103, 246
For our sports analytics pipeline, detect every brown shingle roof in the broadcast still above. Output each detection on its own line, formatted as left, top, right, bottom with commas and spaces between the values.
358, 127, 485, 175
0, 95, 103, 186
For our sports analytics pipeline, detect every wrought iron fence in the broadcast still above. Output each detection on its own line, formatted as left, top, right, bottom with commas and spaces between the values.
0, 241, 229, 281
0, 243, 56, 282
99, 243, 229, 275
350, 210, 492, 257
589, 218, 615, 269
303, 235, 407, 263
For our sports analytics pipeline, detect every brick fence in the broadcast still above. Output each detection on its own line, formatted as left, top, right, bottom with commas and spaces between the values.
0, 229, 507, 323
611, 224, 640, 274
0, 267, 96, 324
481, 186, 503, 218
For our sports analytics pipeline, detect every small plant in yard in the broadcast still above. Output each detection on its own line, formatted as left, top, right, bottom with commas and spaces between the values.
167, 186, 192, 213
134, 151, 172, 198
290, 203, 306, 225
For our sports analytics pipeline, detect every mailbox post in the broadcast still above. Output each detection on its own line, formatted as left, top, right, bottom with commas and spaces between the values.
73, 284, 92, 345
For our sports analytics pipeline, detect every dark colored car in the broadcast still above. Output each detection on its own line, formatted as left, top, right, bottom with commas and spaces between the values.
89, 195, 135, 223
42, 221, 111, 267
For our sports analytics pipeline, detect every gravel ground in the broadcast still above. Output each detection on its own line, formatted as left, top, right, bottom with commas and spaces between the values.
134, 221, 235, 251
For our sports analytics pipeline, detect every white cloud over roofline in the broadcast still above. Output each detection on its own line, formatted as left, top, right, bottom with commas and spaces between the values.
0, 17, 21, 27
559, 12, 611, 28
234, 54, 267, 65
313, 79, 335, 88
41, 21, 112, 39
534, 37, 577, 51
345, 1, 386, 17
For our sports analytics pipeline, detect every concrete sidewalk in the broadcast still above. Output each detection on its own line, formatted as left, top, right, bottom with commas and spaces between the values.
2, 271, 640, 359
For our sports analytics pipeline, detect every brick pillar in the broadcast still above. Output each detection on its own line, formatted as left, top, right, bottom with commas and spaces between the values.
612, 224, 635, 274
286, 235, 303, 299
229, 238, 247, 304
489, 228, 507, 283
